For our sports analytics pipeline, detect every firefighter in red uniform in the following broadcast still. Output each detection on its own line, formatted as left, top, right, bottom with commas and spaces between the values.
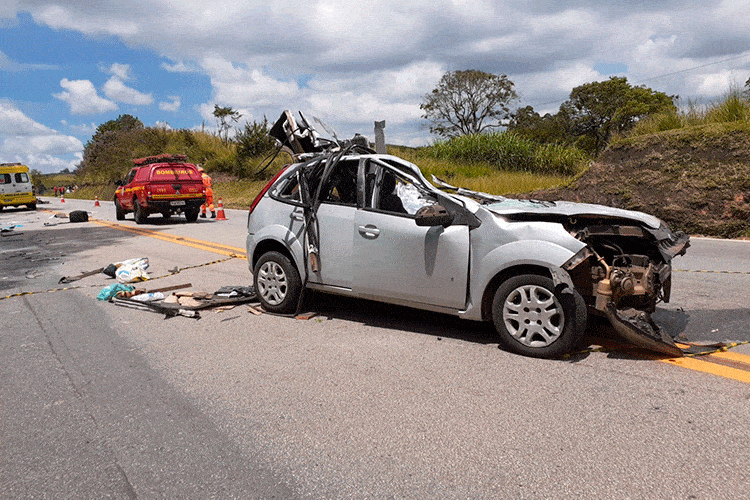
198, 166, 215, 218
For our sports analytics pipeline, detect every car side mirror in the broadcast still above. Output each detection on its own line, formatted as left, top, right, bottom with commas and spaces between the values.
114, 180, 124, 186
415, 204, 454, 228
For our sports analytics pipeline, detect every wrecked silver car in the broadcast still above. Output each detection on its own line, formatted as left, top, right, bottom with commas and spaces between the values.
246, 111, 689, 358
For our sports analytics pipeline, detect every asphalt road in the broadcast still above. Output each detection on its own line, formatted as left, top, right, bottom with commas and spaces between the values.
2, 197, 749, 499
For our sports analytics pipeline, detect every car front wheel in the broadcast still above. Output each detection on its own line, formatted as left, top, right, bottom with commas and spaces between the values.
492, 274, 586, 358
253, 251, 301, 314
115, 198, 125, 220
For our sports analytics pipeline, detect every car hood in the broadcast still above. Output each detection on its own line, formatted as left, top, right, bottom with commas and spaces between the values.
484, 198, 663, 229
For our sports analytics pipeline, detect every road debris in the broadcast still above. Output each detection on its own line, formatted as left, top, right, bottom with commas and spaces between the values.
115, 257, 150, 283
60, 267, 106, 284
97, 283, 135, 301
111, 296, 201, 319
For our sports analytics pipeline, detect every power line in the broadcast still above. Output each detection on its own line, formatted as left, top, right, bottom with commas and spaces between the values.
523, 52, 750, 109
635, 52, 750, 84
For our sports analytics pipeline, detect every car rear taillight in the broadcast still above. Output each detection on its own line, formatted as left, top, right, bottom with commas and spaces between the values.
248, 166, 289, 215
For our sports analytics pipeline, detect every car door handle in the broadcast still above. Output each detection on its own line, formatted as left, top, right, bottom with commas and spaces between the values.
358, 224, 380, 238
291, 212, 304, 221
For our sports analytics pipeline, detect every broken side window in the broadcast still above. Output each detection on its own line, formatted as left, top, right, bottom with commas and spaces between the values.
275, 172, 302, 203
366, 163, 437, 216
320, 159, 358, 206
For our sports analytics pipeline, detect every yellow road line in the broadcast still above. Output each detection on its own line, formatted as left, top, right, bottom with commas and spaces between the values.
90, 219, 247, 259
710, 351, 750, 364
661, 353, 750, 384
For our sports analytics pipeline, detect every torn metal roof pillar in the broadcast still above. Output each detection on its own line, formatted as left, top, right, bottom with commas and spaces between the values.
374, 120, 386, 154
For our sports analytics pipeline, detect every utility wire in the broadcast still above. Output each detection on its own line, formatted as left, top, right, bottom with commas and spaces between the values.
524, 51, 750, 109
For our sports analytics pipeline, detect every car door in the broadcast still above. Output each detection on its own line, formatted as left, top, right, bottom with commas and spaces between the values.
352, 161, 470, 310
306, 159, 359, 289
118, 168, 138, 210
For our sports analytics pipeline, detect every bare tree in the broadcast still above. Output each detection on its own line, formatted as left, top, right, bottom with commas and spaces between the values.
213, 104, 242, 143
421, 70, 517, 138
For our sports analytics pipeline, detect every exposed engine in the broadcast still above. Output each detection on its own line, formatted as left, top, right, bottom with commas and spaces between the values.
563, 219, 689, 356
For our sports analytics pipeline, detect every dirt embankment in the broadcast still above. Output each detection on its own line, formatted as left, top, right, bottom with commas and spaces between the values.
529, 126, 750, 238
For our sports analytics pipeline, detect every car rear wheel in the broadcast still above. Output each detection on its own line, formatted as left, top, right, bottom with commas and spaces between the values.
115, 198, 125, 220
253, 251, 301, 314
133, 198, 146, 224
492, 274, 586, 358
184, 208, 199, 223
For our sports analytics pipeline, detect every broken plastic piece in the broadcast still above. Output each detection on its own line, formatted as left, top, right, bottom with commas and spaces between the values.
605, 303, 683, 357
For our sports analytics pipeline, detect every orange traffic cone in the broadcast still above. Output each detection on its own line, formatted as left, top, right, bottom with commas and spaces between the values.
94, 195, 101, 207
215, 198, 227, 220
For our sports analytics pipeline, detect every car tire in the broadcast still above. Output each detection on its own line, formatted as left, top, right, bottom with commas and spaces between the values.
492, 274, 586, 359
253, 251, 302, 314
27, 203, 36, 210
184, 208, 199, 223
133, 198, 146, 224
69, 210, 89, 223
115, 198, 125, 220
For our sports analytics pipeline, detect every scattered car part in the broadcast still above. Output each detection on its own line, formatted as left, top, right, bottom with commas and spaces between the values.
59, 266, 106, 284
111, 296, 201, 319
69, 210, 89, 223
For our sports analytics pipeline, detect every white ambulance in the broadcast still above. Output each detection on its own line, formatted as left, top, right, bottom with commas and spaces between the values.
0, 163, 37, 210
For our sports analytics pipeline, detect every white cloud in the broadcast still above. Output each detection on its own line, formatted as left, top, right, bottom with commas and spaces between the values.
0, 101, 84, 173
161, 61, 196, 73
201, 57, 300, 108
0, 100, 56, 135
53, 78, 118, 115
0, 0, 18, 19
106, 62, 132, 80
103, 76, 154, 105
61, 120, 98, 135
7, 0, 750, 149
159, 95, 181, 112
0, 49, 60, 71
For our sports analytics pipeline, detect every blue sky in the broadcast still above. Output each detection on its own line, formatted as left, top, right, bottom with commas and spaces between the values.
2, 1, 750, 173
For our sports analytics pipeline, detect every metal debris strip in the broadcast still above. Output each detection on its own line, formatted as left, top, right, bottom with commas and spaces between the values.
111, 296, 201, 319
59, 267, 106, 284
565, 340, 750, 359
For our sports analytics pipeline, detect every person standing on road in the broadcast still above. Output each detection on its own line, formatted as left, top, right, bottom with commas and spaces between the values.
198, 166, 215, 218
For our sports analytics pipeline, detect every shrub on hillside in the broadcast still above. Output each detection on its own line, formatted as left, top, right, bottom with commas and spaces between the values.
425, 132, 587, 176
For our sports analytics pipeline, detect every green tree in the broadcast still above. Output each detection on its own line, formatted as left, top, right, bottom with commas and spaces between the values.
213, 105, 242, 144
77, 115, 145, 180
563, 77, 676, 153
421, 70, 517, 138
507, 105, 574, 146
235, 117, 275, 159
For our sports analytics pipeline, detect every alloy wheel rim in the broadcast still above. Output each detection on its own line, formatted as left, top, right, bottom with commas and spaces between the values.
258, 261, 287, 306
503, 284, 564, 347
